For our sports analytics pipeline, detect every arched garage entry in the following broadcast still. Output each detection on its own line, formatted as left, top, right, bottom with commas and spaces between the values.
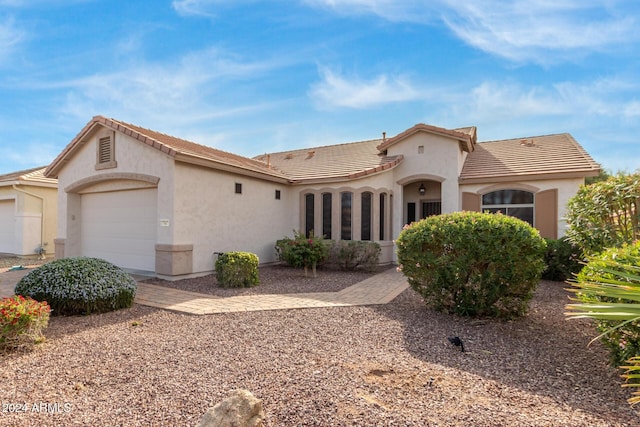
67, 173, 159, 272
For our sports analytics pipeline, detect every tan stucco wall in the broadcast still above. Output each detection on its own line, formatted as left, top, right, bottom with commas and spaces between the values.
459, 177, 585, 237
173, 162, 294, 274
0, 184, 57, 256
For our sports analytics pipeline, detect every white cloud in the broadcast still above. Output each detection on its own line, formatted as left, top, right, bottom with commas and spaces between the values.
171, 0, 253, 18
304, 0, 639, 64
309, 68, 422, 109
0, 17, 25, 64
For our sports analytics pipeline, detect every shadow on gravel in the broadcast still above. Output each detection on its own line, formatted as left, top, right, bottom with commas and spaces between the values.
370, 280, 639, 424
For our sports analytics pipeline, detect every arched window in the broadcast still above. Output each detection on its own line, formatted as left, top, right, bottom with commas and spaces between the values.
341, 192, 352, 240
361, 192, 372, 241
379, 193, 386, 240
305, 193, 314, 237
482, 189, 534, 225
322, 193, 332, 239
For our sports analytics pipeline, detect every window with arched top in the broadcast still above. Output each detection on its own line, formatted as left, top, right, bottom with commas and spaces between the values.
341, 192, 352, 240
361, 192, 372, 241
305, 193, 314, 237
482, 189, 534, 226
322, 193, 332, 239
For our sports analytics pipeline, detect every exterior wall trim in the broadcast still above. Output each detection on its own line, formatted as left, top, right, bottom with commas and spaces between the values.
65, 173, 160, 193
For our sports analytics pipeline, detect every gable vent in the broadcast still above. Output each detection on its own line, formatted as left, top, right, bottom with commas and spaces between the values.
98, 137, 112, 163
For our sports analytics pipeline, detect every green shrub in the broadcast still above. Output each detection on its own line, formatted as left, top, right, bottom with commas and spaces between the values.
14, 257, 137, 315
541, 237, 584, 281
565, 172, 640, 256
573, 242, 640, 366
325, 240, 381, 271
215, 252, 259, 288
396, 211, 546, 319
275, 231, 329, 277
0, 295, 50, 351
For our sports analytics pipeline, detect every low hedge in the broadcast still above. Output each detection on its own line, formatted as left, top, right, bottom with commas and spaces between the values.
14, 257, 137, 315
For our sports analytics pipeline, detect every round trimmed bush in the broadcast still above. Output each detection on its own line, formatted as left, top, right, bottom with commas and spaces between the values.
215, 252, 259, 288
14, 257, 137, 315
396, 211, 546, 319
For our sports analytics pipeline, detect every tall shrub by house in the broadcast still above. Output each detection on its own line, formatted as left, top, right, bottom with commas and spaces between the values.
565, 172, 640, 256
396, 211, 546, 319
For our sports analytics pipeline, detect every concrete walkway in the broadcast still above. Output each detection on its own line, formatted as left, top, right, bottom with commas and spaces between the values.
1, 267, 409, 315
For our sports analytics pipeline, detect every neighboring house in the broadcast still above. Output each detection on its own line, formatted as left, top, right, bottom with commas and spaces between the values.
0, 167, 58, 257
45, 116, 600, 278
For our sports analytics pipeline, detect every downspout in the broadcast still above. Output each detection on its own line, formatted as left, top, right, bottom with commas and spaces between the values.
12, 183, 46, 258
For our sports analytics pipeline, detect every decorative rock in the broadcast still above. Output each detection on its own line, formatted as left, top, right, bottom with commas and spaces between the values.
198, 389, 264, 427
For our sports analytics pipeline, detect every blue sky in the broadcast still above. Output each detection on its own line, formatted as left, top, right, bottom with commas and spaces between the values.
1, 0, 639, 175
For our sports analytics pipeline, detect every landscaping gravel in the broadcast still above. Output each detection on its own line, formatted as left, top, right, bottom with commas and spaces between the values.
1, 273, 638, 426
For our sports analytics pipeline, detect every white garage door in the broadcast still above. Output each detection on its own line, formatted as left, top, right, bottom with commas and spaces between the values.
0, 199, 15, 254
81, 188, 157, 272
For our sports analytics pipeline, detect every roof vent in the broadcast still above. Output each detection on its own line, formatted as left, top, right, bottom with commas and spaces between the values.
306, 150, 315, 159
284, 153, 294, 160
520, 139, 536, 147
382, 131, 387, 142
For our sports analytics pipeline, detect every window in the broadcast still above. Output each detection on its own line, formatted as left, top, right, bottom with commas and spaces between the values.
322, 193, 332, 239
95, 135, 117, 170
422, 201, 441, 218
407, 202, 416, 223
379, 193, 386, 240
275, 190, 281, 200
418, 145, 424, 154
482, 189, 534, 225
235, 183, 242, 194
341, 192, 352, 240
305, 193, 314, 237
361, 192, 372, 241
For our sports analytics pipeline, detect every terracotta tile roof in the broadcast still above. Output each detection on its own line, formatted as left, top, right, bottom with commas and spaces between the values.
254, 139, 403, 183
0, 166, 57, 186
459, 133, 600, 183
46, 116, 289, 181
377, 123, 476, 153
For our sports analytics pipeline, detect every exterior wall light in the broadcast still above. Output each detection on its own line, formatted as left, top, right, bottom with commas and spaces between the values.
419, 183, 426, 195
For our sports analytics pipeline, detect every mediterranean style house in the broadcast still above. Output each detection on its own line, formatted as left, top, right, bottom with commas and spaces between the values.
44, 116, 599, 278
0, 167, 57, 257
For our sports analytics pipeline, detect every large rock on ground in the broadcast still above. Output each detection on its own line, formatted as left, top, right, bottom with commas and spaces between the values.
197, 389, 264, 427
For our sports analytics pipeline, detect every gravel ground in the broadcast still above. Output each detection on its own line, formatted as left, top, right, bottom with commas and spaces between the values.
0, 256, 49, 270
1, 272, 638, 426
145, 265, 388, 296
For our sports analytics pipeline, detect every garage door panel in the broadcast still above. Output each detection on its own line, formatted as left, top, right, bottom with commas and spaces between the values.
81, 189, 157, 271
0, 200, 15, 253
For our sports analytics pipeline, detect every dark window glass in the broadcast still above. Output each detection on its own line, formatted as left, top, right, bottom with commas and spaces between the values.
341, 192, 352, 240
235, 183, 242, 194
305, 193, 314, 237
275, 190, 281, 200
422, 201, 441, 218
379, 193, 386, 240
361, 192, 372, 241
407, 202, 416, 223
482, 189, 533, 205
322, 193, 332, 239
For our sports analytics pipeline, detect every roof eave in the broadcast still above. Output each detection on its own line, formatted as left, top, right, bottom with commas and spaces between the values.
458, 169, 601, 185
175, 154, 291, 184
289, 156, 403, 185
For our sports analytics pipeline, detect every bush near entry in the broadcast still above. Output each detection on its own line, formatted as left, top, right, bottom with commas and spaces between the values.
396, 211, 546, 319
14, 257, 137, 315
215, 252, 260, 288
541, 237, 584, 282
275, 231, 329, 277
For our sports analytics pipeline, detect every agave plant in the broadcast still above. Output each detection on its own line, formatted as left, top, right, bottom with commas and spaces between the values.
566, 257, 640, 405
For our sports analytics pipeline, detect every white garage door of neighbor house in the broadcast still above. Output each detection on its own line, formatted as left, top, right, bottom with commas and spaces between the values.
0, 199, 15, 254
81, 188, 157, 272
